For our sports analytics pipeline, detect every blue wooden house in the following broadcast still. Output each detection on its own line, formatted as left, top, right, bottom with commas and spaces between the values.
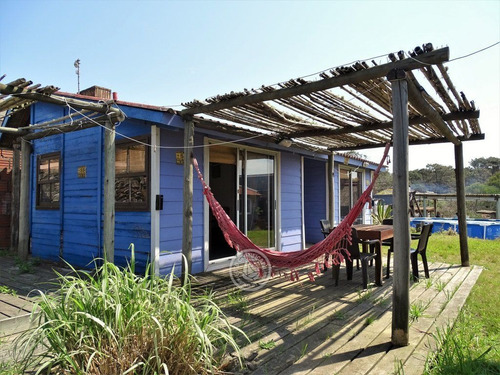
16, 86, 384, 276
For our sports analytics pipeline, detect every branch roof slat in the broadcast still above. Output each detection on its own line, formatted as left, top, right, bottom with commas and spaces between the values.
183, 44, 482, 153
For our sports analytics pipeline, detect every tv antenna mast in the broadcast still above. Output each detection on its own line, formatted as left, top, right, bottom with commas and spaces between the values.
74, 59, 81, 94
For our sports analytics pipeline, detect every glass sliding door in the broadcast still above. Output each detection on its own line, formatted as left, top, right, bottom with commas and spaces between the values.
245, 151, 275, 248
340, 168, 363, 224
208, 145, 276, 262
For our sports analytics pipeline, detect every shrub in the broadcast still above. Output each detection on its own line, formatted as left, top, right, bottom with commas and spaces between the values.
16, 249, 246, 374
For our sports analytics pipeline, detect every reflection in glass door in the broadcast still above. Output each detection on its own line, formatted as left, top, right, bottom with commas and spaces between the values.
340, 168, 363, 224
209, 145, 276, 262
244, 151, 275, 248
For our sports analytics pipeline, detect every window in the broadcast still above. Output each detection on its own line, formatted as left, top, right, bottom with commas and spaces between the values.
36, 152, 60, 209
115, 137, 149, 211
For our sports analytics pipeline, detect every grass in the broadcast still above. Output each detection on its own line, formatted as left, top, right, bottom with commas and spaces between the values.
409, 300, 430, 323
0, 285, 17, 296
225, 289, 249, 313
258, 339, 276, 350
423, 234, 500, 374
13, 249, 247, 375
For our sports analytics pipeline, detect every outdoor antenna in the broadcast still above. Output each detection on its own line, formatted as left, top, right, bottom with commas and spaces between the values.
74, 59, 80, 94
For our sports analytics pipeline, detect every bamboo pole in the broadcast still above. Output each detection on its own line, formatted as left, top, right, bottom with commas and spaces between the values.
182, 117, 195, 281
18, 139, 32, 260
388, 68, 411, 346
103, 121, 115, 263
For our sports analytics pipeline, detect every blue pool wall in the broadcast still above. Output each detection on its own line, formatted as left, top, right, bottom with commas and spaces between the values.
410, 217, 500, 240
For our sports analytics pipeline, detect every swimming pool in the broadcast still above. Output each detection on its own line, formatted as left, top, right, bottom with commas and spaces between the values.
410, 218, 500, 240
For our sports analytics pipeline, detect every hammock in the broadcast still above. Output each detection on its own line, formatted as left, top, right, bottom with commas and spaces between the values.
193, 143, 391, 281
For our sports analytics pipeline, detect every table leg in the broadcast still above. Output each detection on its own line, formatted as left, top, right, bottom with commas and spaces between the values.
375, 241, 383, 286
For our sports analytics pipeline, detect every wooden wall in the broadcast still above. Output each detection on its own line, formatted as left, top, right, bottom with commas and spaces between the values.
303, 157, 327, 244
30, 102, 153, 272
280, 152, 303, 252
158, 130, 204, 275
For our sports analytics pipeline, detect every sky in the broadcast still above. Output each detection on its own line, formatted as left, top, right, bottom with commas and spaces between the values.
0, 0, 498, 171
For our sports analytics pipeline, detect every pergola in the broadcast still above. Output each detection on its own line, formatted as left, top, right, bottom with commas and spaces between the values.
177, 44, 482, 346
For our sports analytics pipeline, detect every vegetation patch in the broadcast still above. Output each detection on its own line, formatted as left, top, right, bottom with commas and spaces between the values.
14, 251, 246, 375
424, 234, 500, 374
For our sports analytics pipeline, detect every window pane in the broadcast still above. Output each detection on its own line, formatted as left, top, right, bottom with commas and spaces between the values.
115, 177, 130, 203
130, 176, 147, 202
39, 159, 49, 181
116, 147, 128, 174
51, 183, 60, 202
129, 145, 146, 173
40, 184, 51, 203
50, 158, 59, 180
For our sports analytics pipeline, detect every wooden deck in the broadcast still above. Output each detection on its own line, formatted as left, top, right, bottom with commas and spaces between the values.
196, 260, 481, 375
0, 254, 481, 374
0, 255, 70, 363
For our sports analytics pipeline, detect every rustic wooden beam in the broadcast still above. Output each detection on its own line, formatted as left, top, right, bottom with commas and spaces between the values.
0, 127, 22, 134
288, 110, 480, 139
454, 144, 469, 266
329, 133, 485, 152
182, 117, 195, 282
22, 115, 107, 141
0, 82, 125, 121
103, 121, 115, 263
10, 143, 20, 253
388, 69, 411, 347
181, 47, 450, 116
18, 139, 31, 260
406, 78, 461, 146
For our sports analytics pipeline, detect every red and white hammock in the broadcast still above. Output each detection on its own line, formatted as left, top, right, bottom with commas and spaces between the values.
193, 144, 390, 281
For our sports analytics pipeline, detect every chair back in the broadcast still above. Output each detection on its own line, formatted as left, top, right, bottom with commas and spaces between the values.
416, 223, 433, 254
346, 227, 361, 259
320, 219, 331, 238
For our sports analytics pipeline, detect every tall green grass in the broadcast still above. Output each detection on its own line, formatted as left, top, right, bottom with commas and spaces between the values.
423, 234, 500, 374
15, 250, 246, 374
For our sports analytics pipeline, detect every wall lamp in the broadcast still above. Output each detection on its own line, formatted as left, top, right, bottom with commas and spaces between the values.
276, 137, 293, 147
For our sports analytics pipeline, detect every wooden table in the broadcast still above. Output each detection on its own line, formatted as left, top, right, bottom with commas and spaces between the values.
353, 224, 394, 286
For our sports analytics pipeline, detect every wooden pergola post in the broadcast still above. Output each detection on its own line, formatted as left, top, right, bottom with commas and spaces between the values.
328, 153, 334, 226
181, 117, 194, 281
10, 143, 20, 253
454, 144, 469, 266
103, 121, 115, 263
388, 69, 411, 346
18, 138, 32, 260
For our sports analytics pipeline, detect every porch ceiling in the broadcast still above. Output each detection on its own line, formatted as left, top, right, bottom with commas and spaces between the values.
181, 44, 483, 153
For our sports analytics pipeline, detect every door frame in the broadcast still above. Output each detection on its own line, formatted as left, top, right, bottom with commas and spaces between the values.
203, 137, 280, 271
338, 165, 367, 224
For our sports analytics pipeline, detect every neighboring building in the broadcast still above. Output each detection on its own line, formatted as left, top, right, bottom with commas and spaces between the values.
0, 149, 13, 249
2, 87, 385, 275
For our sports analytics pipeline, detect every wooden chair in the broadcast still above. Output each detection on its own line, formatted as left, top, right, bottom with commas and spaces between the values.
386, 222, 433, 280
332, 227, 378, 289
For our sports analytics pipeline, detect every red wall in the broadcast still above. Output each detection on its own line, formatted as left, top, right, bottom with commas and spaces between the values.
0, 149, 13, 249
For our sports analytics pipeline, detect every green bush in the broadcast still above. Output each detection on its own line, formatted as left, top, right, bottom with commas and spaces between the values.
16, 248, 246, 374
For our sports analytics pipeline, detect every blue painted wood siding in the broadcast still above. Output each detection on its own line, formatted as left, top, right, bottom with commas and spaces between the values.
158, 129, 204, 276
30, 103, 152, 272
303, 158, 327, 244
280, 153, 303, 252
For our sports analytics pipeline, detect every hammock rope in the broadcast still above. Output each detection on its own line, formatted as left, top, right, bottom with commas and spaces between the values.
193, 143, 391, 280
